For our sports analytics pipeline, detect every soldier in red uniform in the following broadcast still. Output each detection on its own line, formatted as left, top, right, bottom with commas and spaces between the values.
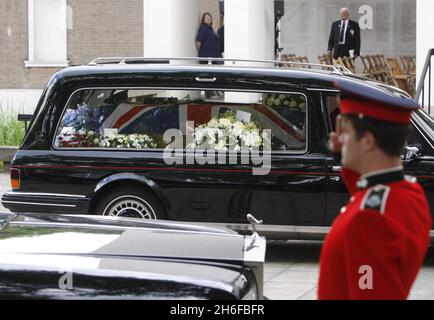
318, 80, 432, 300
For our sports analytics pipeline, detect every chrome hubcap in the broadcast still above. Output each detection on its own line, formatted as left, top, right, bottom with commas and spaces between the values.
104, 196, 156, 219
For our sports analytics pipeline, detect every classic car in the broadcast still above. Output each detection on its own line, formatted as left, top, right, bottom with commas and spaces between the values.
0, 211, 266, 299
1, 57, 434, 240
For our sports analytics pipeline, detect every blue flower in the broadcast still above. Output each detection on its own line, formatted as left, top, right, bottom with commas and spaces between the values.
62, 104, 104, 131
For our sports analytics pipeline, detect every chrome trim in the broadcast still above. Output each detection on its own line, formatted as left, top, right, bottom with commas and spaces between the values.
306, 88, 340, 92
195, 77, 217, 82
2, 201, 76, 208
52, 87, 309, 156
102, 195, 156, 219
88, 56, 346, 74
411, 117, 434, 150
296, 226, 330, 234
332, 166, 342, 173
207, 223, 330, 236
3, 191, 86, 198
9, 221, 243, 238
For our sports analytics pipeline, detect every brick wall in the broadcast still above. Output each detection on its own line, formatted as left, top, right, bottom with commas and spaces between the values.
0, 0, 143, 89
0, 0, 416, 91
0, 0, 218, 90
68, 0, 143, 65
0, 1, 59, 89
0, 0, 222, 90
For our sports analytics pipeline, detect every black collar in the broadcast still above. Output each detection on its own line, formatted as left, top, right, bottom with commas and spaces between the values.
356, 167, 405, 190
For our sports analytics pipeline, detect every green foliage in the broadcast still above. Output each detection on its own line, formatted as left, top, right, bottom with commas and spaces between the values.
0, 105, 26, 171
0, 106, 25, 147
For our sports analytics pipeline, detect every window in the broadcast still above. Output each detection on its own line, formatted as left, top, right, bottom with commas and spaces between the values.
25, 0, 68, 68
54, 89, 307, 152
324, 93, 340, 131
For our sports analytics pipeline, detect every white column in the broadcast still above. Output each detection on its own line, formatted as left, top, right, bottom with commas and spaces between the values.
224, 0, 274, 67
224, 0, 274, 103
416, 0, 434, 89
143, 0, 200, 60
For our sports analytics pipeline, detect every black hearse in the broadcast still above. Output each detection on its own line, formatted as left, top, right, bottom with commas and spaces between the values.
2, 57, 434, 240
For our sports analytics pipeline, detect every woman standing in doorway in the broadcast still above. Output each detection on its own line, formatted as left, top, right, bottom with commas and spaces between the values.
195, 12, 222, 64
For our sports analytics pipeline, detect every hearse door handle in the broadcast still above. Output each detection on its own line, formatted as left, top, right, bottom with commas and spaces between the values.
195, 77, 217, 82
190, 202, 211, 211
332, 166, 342, 173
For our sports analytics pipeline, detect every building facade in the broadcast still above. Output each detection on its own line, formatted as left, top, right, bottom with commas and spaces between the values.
0, 0, 418, 112
280, 0, 416, 61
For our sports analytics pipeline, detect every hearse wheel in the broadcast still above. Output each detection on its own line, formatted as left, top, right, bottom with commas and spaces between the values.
95, 187, 166, 220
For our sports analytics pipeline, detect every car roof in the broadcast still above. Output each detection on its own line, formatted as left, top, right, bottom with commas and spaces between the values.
51, 61, 412, 99
57, 63, 338, 81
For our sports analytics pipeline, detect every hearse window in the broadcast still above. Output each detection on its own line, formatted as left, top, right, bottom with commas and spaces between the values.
324, 93, 340, 132
323, 93, 432, 157
406, 113, 434, 157
54, 89, 307, 152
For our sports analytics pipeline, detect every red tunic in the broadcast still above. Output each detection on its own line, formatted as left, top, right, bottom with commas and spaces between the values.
318, 168, 432, 300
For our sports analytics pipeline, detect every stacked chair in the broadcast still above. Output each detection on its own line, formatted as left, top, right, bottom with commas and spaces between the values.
333, 56, 356, 74
318, 53, 417, 96
280, 53, 312, 68
279, 52, 416, 96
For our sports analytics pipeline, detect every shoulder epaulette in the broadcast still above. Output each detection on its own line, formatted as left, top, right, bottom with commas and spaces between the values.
360, 185, 391, 214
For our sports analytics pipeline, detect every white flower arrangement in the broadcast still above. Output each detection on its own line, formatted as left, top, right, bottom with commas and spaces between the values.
263, 93, 306, 112
99, 133, 157, 149
188, 111, 263, 151
56, 128, 157, 149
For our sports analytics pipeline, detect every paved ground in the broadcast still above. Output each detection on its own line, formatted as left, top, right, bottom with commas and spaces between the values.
0, 171, 433, 300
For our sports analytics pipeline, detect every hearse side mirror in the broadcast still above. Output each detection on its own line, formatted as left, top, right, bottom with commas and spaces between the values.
404, 145, 421, 161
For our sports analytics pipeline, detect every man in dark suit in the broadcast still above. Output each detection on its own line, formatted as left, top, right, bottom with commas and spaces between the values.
328, 8, 361, 60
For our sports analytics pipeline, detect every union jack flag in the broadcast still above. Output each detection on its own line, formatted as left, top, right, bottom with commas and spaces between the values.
99, 102, 305, 145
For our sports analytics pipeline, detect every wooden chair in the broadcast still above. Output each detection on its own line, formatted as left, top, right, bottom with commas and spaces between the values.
361, 55, 378, 80
359, 56, 373, 78
341, 56, 356, 73
373, 55, 391, 83
401, 56, 416, 86
400, 56, 411, 74
384, 57, 413, 94
363, 55, 387, 83
294, 56, 311, 68
332, 57, 352, 73
401, 55, 416, 76
403, 56, 416, 95
280, 54, 312, 69
318, 53, 333, 71
280, 53, 297, 62
279, 53, 296, 68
